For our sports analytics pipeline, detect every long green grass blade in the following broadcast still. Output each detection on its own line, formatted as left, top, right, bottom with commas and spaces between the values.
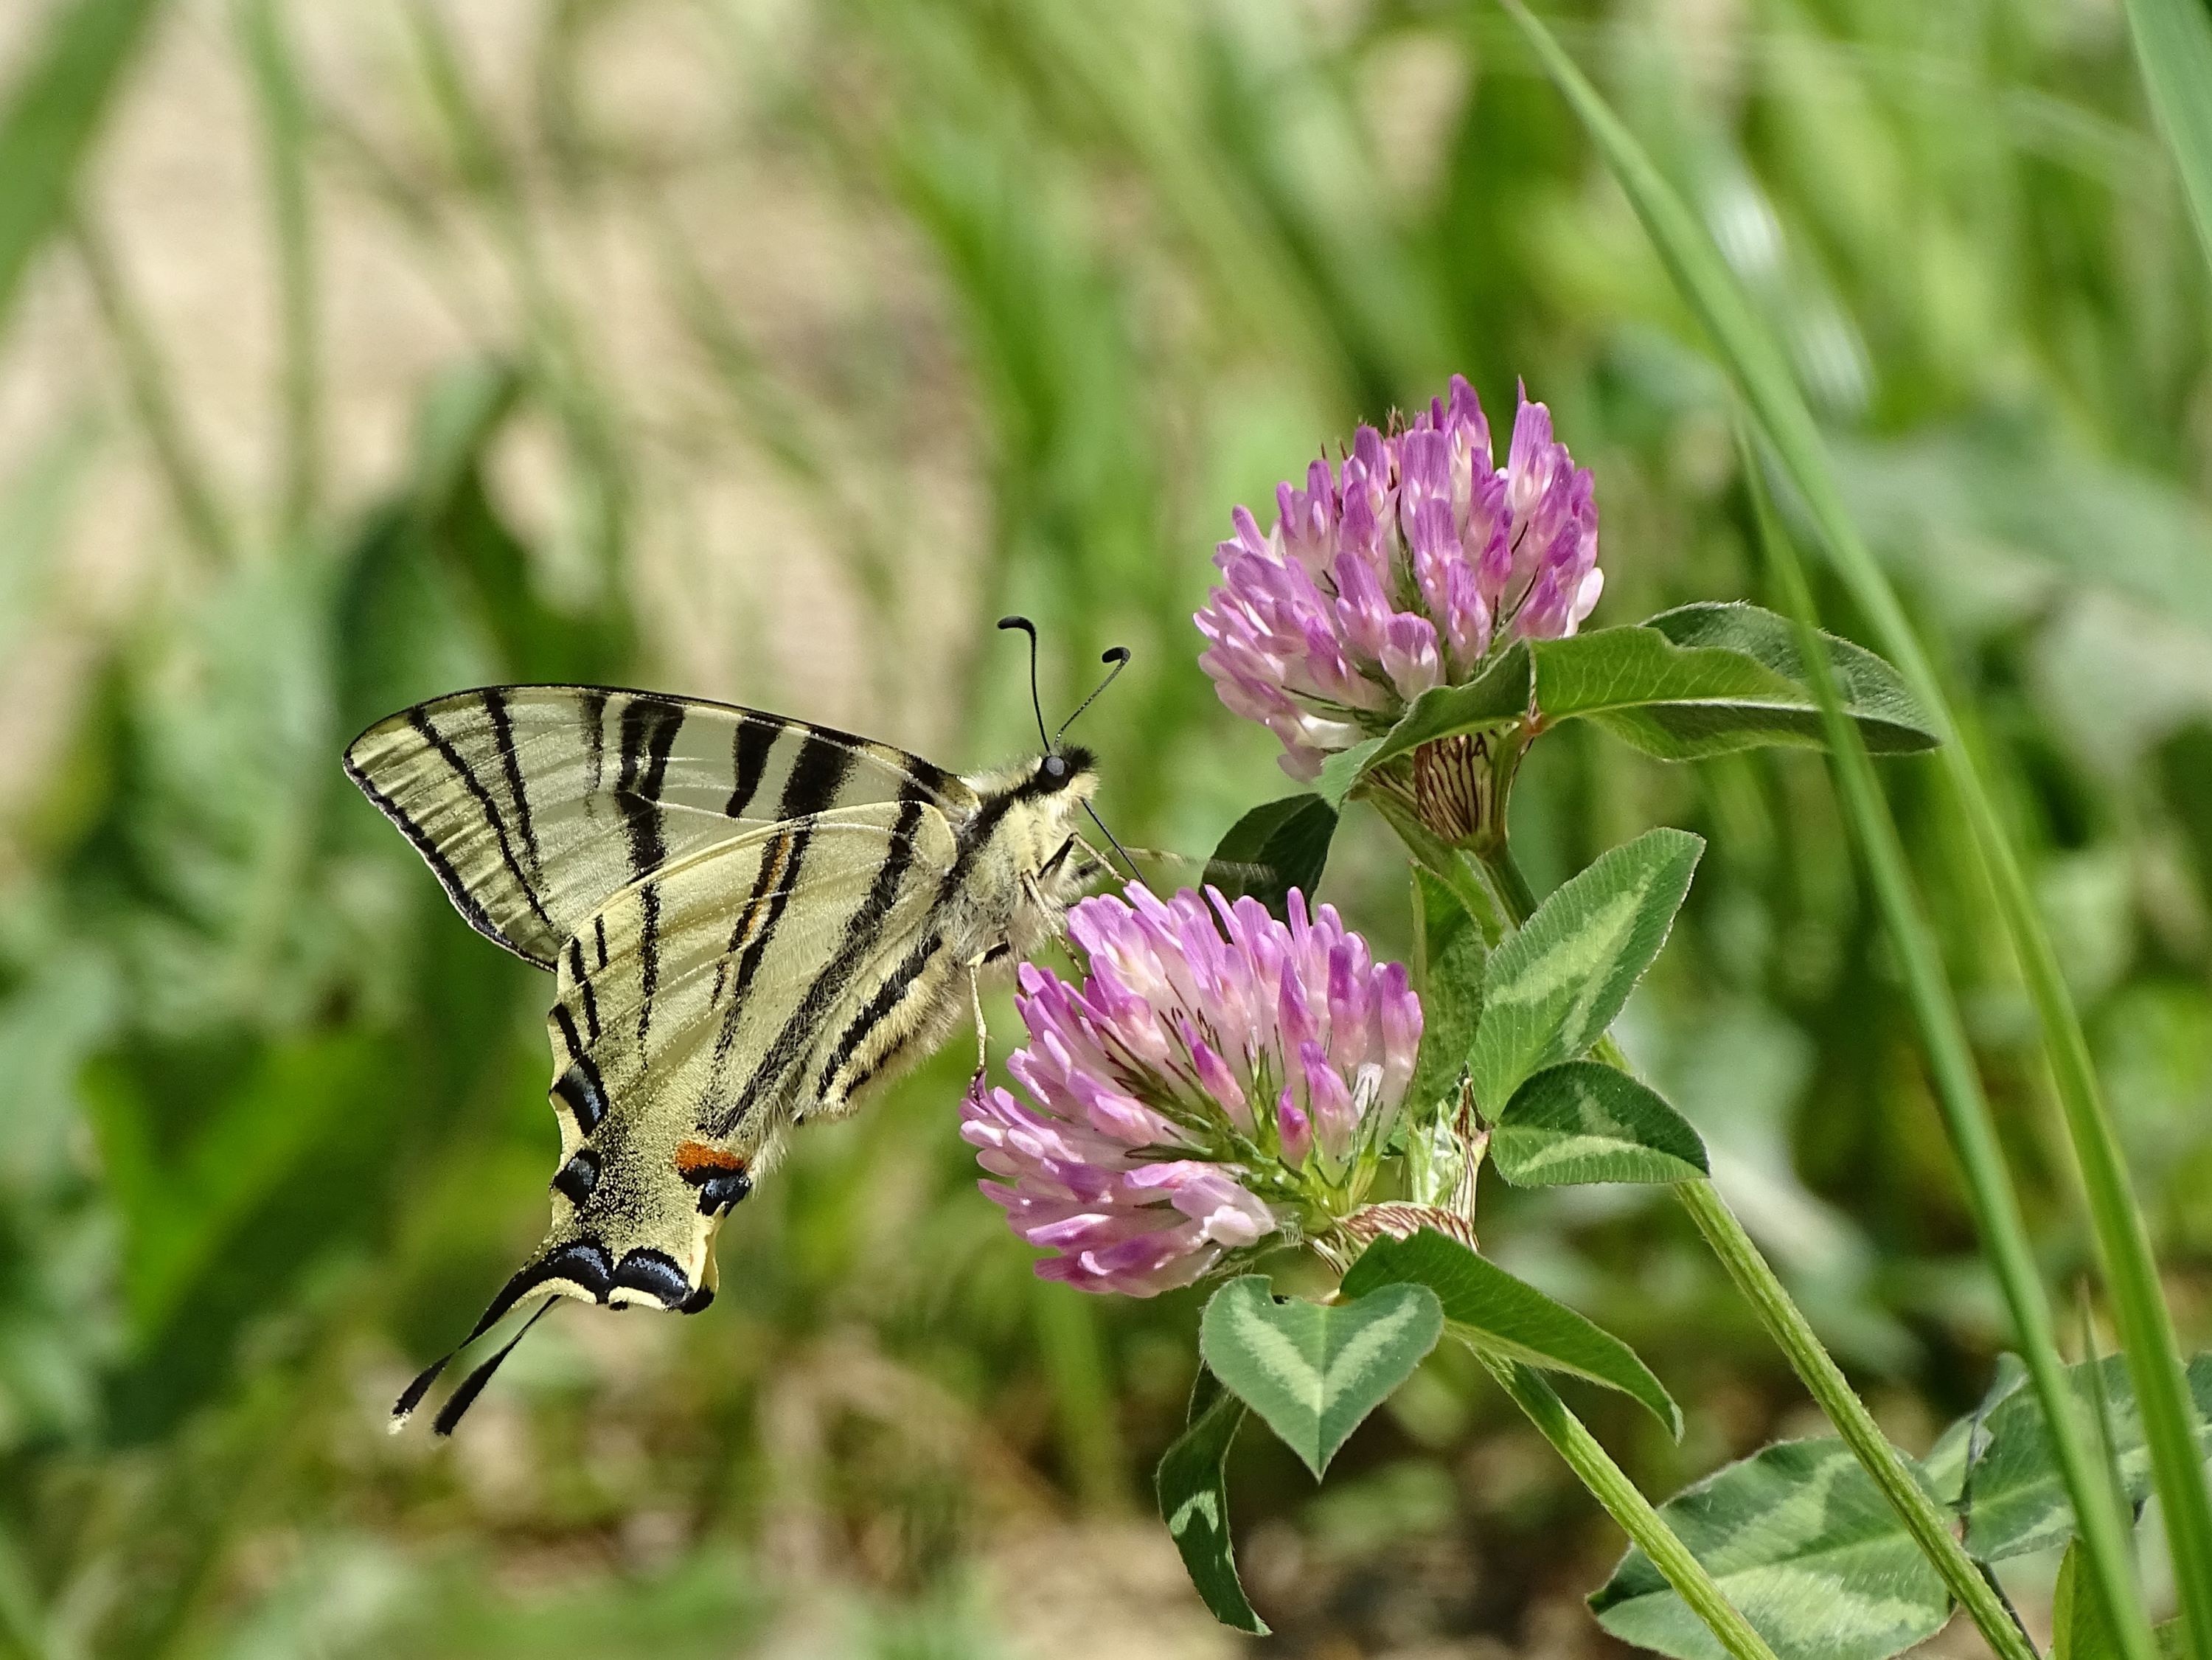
1501, 8, 2212, 1653
403, 0, 630, 578
0, 0, 167, 341
1738, 427, 2154, 1660
237, 0, 319, 544
70, 212, 234, 565
2119, 0, 2212, 275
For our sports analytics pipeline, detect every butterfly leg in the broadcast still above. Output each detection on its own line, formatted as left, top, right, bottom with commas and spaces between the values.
1069, 835, 1120, 889
1022, 872, 1074, 945
966, 954, 991, 1076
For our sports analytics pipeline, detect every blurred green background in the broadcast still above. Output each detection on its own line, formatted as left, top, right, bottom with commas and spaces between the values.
1, 0, 2208, 1654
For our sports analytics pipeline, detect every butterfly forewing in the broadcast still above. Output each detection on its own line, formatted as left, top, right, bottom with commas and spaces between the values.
344, 685, 976, 968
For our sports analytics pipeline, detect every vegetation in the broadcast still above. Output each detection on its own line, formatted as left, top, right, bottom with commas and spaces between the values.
2, 0, 2210, 1654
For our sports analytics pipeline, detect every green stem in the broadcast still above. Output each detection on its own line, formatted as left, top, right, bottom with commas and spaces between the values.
1678, 1182, 2039, 1660
1478, 831, 1540, 920
1475, 1348, 1780, 1660
1395, 847, 1770, 1659
1737, 431, 2155, 1659
1478, 838, 2039, 1660
1370, 791, 1511, 942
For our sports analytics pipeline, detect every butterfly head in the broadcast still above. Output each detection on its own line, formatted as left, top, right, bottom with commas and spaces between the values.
1029, 743, 1096, 796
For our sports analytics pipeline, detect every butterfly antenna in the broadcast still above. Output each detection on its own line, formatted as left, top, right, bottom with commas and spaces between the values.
997, 615, 1053, 753
1085, 803, 1141, 883
1056, 645, 1131, 744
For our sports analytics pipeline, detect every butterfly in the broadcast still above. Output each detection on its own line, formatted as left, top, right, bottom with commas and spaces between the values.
347, 620, 1127, 1433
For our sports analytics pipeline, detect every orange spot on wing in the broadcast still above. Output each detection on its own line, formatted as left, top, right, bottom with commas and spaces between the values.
675, 1139, 745, 1176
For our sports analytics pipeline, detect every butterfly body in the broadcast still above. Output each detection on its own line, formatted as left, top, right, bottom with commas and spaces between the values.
345, 686, 1101, 1402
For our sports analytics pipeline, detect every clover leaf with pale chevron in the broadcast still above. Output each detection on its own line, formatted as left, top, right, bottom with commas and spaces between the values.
1467, 827, 1704, 1111
1590, 1439, 1952, 1660
1155, 1370, 1267, 1633
1492, 1060, 1708, 1187
1198, 1277, 1444, 1481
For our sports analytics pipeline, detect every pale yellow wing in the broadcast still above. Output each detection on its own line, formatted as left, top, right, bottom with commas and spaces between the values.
518, 797, 966, 1320
343, 684, 977, 969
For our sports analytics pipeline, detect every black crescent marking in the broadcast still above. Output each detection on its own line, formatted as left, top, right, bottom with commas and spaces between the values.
549, 1013, 608, 1134
726, 715, 779, 819
461, 1240, 611, 1352
552, 1147, 601, 1206
594, 914, 608, 970
480, 689, 540, 875
566, 938, 601, 1043
344, 751, 540, 966
681, 1160, 754, 1215
611, 1248, 691, 1307
696, 1170, 751, 1214
679, 1285, 716, 1314
712, 793, 929, 1136
551, 1001, 584, 1064
406, 706, 560, 942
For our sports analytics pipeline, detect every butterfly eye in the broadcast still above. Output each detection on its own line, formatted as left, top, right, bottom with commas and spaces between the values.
1043, 754, 1068, 780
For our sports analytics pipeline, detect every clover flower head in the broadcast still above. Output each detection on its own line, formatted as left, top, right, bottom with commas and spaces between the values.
961, 884, 1422, 1296
1194, 376, 1601, 779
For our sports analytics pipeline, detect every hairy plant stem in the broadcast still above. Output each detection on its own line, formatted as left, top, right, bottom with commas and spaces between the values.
1475, 1349, 1780, 1660
1467, 836, 2039, 1660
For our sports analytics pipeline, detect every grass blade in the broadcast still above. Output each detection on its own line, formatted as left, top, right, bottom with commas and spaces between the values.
1737, 424, 2151, 1660
237, 0, 320, 544
1500, 7, 2212, 1651
2119, 0, 2212, 276
0, 0, 167, 340
71, 211, 234, 565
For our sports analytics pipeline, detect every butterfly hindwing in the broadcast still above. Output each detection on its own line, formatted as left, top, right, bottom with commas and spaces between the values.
535, 797, 964, 1309
344, 685, 976, 968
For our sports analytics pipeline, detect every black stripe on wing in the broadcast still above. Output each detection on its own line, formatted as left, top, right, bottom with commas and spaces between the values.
726, 715, 778, 819
777, 727, 858, 821
481, 689, 541, 875
799, 784, 1026, 1108
709, 790, 931, 1136
813, 926, 950, 1105
343, 758, 526, 960
404, 705, 562, 941
615, 693, 684, 878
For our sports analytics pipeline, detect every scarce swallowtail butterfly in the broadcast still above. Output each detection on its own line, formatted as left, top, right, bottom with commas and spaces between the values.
347, 620, 1128, 1434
